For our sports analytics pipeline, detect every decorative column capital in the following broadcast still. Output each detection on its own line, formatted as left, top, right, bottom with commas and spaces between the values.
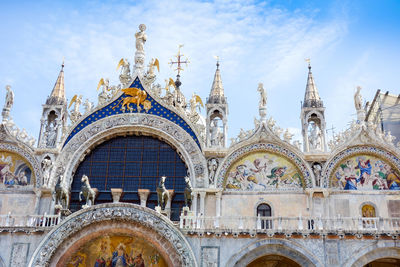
111, 188, 123, 203
138, 189, 150, 207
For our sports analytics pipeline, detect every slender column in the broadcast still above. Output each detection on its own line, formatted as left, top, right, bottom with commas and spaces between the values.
111, 188, 123, 203
166, 190, 175, 219
215, 191, 222, 217
138, 189, 150, 207
34, 189, 42, 214
192, 191, 198, 215
199, 191, 206, 216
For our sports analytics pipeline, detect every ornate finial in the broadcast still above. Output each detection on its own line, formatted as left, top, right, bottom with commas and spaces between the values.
305, 58, 311, 69
62, 57, 65, 69
169, 44, 190, 87
214, 55, 220, 69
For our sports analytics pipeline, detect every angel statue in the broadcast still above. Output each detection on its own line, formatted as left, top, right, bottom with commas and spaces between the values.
69, 95, 82, 113
189, 93, 204, 114
148, 58, 160, 76
116, 58, 130, 76
135, 24, 147, 53
97, 78, 110, 105
68, 95, 83, 124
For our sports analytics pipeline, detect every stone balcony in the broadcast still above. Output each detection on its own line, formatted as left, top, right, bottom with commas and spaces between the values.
180, 215, 400, 238
0, 213, 60, 232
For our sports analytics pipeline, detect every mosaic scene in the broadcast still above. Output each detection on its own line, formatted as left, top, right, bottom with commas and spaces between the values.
224, 151, 304, 190
0, 151, 33, 187
67, 234, 167, 267
331, 154, 400, 190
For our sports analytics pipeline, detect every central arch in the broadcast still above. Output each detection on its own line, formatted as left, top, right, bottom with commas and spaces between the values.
54, 113, 207, 191
28, 203, 197, 267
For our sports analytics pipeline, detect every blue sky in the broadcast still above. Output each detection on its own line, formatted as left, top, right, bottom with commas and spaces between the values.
0, 0, 399, 145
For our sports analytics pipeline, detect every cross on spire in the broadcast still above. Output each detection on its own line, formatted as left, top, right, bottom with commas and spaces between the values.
169, 44, 190, 77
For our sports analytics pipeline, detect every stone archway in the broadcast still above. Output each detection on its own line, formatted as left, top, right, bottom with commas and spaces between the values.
226, 239, 322, 267
28, 203, 197, 267
348, 247, 400, 267
55, 113, 207, 189
248, 254, 301, 267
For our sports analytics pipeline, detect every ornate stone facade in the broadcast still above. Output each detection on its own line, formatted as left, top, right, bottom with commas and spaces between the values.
0, 24, 399, 267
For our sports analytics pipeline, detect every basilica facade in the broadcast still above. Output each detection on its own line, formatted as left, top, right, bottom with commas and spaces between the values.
0, 24, 400, 267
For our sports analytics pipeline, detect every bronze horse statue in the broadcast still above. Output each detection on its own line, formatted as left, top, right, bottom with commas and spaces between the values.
53, 176, 69, 210
79, 175, 96, 208
156, 176, 169, 209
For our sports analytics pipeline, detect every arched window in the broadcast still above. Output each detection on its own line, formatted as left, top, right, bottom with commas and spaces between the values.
257, 203, 272, 229
361, 204, 377, 229
69, 135, 188, 221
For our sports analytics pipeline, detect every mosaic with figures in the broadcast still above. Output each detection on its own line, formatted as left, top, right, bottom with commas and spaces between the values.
67, 234, 167, 267
224, 151, 304, 190
0, 151, 33, 187
331, 154, 400, 190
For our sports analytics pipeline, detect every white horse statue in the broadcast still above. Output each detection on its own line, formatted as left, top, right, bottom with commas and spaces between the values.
79, 175, 96, 208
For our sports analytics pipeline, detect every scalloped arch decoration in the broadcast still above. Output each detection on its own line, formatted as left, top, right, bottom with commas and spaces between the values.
323, 146, 400, 189
217, 143, 312, 190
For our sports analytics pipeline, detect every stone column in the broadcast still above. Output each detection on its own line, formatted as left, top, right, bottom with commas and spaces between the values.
166, 190, 175, 218
138, 189, 150, 207
111, 188, 123, 203
34, 189, 42, 215
215, 191, 222, 217
192, 191, 198, 216
199, 191, 206, 216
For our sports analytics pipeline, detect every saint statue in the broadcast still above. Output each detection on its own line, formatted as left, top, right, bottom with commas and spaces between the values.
308, 122, 322, 151
354, 86, 363, 111
46, 121, 57, 147
257, 83, 267, 108
4, 85, 14, 110
210, 119, 222, 146
135, 24, 147, 53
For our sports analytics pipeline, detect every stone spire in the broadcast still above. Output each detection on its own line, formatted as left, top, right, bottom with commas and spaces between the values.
46, 62, 66, 105
303, 62, 322, 108
206, 58, 228, 148
300, 61, 327, 153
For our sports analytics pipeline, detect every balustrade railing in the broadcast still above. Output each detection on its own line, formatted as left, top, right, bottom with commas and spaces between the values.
180, 215, 400, 234
0, 213, 61, 228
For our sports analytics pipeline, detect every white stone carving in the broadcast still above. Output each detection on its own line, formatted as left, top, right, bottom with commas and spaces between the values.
41, 157, 52, 188
354, 86, 365, 122
308, 121, 322, 151
2, 85, 14, 121
207, 158, 219, 187
257, 83, 267, 120
134, 24, 147, 74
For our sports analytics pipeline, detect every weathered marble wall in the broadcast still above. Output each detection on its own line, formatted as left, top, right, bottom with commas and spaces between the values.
187, 236, 400, 267
0, 233, 46, 267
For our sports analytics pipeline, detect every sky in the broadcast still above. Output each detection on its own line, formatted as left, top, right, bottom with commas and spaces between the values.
0, 0, 399, 146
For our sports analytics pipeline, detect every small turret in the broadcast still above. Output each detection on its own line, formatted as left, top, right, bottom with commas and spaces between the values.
38, 62, 68, 148
206, 58, 228, 148
300, 60, 327, 153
